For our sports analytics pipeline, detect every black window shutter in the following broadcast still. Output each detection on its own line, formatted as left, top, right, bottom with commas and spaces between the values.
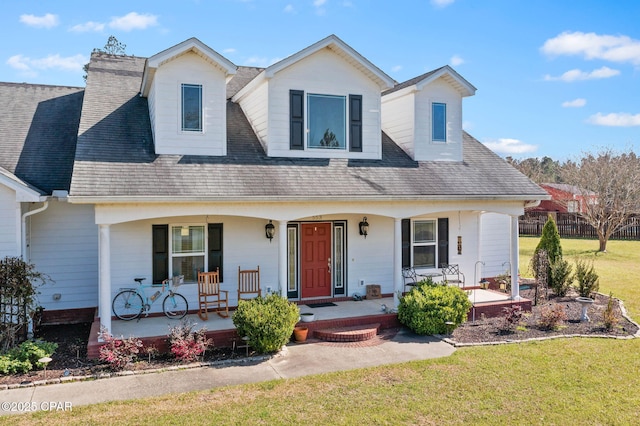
152, 225, 168, 284
349, 94, 362, 152
290, 90, 304, 150
208, 223, 224, 281
438, 218, 449, 267
401, 219, 410, 267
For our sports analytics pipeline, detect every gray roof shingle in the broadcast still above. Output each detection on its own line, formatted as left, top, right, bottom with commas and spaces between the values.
0, 82, 84, 194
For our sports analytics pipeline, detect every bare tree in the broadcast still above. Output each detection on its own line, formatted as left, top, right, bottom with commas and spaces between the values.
83, 35, 127, 82
561, 147, 640, 252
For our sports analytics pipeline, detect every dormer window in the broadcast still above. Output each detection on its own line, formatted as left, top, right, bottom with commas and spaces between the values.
290, 90, 362, 152
181, 84, 202, 132
432, 102, 446, 142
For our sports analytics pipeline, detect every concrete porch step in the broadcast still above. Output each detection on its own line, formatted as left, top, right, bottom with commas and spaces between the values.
314, 323, 380, 343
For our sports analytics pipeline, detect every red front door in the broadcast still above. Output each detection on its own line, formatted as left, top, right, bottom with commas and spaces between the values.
301, 223, 332, 299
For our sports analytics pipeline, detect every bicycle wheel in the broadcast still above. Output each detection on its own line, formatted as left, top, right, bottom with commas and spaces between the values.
112, 290, 143, 320
163, 293, 188, 319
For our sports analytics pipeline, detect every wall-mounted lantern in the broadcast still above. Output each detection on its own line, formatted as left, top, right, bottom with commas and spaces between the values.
265, 220, 275, 242
359, 217, 369, 238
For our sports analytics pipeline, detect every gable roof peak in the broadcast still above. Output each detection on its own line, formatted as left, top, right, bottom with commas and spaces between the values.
383, 64, 476, 97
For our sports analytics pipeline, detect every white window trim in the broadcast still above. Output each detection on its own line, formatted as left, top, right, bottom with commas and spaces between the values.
179, 83, 205, 134
412, 219, 438, 269
431, 101, 447, 143
306, 92, 348, 151
169, 224, 207, 283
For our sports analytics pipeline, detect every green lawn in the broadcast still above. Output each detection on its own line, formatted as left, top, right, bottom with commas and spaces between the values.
8, 238, 640, 425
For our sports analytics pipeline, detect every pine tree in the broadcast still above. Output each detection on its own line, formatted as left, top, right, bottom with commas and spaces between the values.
535, 214, 562, 263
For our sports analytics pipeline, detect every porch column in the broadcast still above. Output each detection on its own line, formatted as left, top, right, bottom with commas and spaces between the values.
393, 218, 402, 308
278, 220, 288, 298
99, 224, 112, 335
510, 215, 521, 300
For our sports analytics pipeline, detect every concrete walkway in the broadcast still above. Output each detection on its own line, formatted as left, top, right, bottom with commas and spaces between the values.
0, 330, 454, 415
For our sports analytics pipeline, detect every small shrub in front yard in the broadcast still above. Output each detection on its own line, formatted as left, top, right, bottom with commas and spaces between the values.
549, 258, 573, 296
398, 282, 472, 335
537, 304, 568, 331
574, 258, 599, 298
603, 292, 618, 331
232, 294, 299, 353
0, 339, 57, 374
499, 305, 525, 332
168, 320, 212, 362
98, 327, 143, 371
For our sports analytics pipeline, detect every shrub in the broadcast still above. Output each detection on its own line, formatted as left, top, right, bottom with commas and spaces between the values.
168, 320, 212, 362
549, 258, 573, 296
603, 292, 618, 331
0, 339, 57, 375
534, 214, 563, 264
537, 304, 567, 331
232, 294, 300, 353
499, 305, 525, 332
98, 327, 143, 371
574, 259, 599, 298
398, 283, 472, 335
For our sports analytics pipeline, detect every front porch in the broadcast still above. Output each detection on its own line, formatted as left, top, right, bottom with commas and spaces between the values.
87, 291, 531, 359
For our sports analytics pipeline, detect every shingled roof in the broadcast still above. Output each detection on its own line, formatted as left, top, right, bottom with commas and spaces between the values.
0, 82, 83, 194
68, 53, 546, 201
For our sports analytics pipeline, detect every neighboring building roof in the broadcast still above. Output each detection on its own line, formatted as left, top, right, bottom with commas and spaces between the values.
69, 53, 546, 201
383, 65, 476, 97
540, 183, 596, 197
0, 82, 84, 194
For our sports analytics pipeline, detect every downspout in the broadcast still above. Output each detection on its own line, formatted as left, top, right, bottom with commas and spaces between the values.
21, 201, 49, 260
20, 200, 48, 339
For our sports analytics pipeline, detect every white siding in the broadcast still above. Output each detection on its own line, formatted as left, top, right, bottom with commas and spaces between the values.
29, 201, 98, 311
240, 48, 383, 160
149, 52, 227, 156
0, 186, 19, 257
381, 92, 416, 158
479, 213, 512, 278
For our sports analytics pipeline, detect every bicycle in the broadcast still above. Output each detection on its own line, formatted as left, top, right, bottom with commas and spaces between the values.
112, 277, 188, 321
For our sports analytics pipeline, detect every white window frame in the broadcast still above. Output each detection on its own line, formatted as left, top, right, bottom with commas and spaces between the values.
306, 93, 347, 151
412, 219, 438, 268
432, 102, 447, 143
181, 83, 203, 133
169, 224, 206, 283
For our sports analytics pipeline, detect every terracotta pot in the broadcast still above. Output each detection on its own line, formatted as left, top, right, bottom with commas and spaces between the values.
293, 326, 308, 342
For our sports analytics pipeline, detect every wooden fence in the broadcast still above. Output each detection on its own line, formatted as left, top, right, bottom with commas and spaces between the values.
519, 212, 640, 240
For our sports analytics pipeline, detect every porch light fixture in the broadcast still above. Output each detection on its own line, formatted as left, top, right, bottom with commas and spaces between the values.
359, 217, 369, 238
265, 220, 275, 242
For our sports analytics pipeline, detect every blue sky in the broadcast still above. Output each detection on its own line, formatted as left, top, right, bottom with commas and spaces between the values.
2, 0, 638, 160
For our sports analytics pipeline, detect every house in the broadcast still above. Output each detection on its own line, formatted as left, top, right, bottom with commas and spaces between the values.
527, 183, 596, 213
0, 35, 547, 334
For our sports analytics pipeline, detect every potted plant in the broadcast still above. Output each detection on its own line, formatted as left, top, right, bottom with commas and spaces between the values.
300, 312, 315, 322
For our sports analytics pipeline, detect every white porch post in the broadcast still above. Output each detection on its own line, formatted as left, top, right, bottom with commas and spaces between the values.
393, 218, 402, 308
99, 224, 112, 335
510, 215, 521, 300
278, 220, 288, 298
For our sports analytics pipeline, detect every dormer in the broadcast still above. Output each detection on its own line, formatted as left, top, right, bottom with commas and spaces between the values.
381, 66, 476, 162
232, 35, 395, 160
140, 38, 237, 156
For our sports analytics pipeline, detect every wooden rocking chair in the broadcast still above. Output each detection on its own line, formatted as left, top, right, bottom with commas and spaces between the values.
197, 268, 229, 320
238, 265, 261, 301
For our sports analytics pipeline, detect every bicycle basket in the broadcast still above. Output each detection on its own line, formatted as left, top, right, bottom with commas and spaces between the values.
171, 275, 184, 288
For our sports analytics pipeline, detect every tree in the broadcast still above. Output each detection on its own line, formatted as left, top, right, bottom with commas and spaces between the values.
506, 156, 563, 184
83, 35, 127, 82
535, 214, 563, 263
561, 147, 640, 252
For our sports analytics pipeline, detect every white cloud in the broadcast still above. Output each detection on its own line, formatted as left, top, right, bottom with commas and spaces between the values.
313, 0, 327, 6
587, 113, 640, 127
483, 138, 538, 155
431, 0, 455, 8
222, 48, 236, 54
283, 4, 295, 13
541, 31, 640, 65
70, 21, 105, 33
391, 65, 402, 73
7, 53, 87, 74
562, 98, 587, 108
109, 12, 158, 31
19, 13, 59, 29
245, 56, 282, 67
313, 0, 327, 15
543, 66, 620, 82
450, 55, 464, 66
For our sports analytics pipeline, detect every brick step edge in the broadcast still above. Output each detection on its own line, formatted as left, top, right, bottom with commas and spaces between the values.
315, 323, 380, 342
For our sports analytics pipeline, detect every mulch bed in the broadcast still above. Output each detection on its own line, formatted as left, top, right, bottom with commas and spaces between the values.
1, 290, 638, 387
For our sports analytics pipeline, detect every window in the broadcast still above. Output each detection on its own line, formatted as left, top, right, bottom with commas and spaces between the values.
432, 102, 446, 142
181, 84, 202, 132
289, 90, 362, 152
413, 220, 437, 268
308, 94, 346, 149
171, 225, 205, 283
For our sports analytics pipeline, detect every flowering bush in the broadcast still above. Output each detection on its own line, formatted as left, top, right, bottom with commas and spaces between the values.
499, 305, 525, 332
98, 327, 143, 371
168, 320, 212, 362
537, 304, 567, 331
